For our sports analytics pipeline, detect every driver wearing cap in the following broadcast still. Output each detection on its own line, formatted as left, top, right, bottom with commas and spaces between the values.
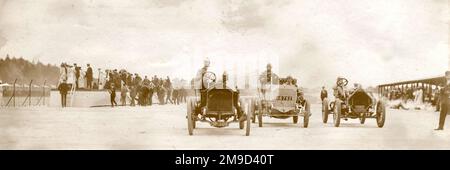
334, 76, 348, 101
259, 63, 279, 85
194, 58, 210, 90
258, 63, 279, 99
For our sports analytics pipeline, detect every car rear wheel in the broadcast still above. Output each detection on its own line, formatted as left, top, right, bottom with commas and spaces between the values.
333, 100, 341, 127
376, 101, 386, 128
322, 98, 329, 123
303, 101, 310, 128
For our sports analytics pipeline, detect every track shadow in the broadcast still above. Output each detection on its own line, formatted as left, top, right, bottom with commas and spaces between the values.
322, 122, 380, 129
190, 125, 248, 136
256, 122, 303, 128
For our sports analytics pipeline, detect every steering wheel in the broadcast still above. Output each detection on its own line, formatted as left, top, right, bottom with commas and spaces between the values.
337, 78, 348, 87
203, 71, 216, 89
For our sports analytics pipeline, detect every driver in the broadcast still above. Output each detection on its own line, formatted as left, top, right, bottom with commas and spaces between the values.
350, 83, 362, 94
259, 63, 279, 85
334, 76, 348, 101
194, 58, 211, 90
259, 64, 279, 99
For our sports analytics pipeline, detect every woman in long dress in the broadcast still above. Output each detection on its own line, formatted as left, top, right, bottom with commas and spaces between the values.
79, 71, 86, 89
59, 63, 68, 84
417, 88, 424, 105
66, 66, 76, 85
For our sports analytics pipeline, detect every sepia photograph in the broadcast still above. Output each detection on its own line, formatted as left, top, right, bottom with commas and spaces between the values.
0, 0, 449, 160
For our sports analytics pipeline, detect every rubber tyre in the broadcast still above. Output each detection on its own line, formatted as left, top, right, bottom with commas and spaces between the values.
246, 104, 251, 136
376, 100, 386, 128
187, 100, 194, 135
333, 100, 341, 127
258, 101, 263, 127
322, 98, 329, 123
303, 101, 310, 128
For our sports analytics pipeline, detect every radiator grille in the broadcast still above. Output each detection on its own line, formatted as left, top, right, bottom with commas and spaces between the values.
207, 89, 233, 112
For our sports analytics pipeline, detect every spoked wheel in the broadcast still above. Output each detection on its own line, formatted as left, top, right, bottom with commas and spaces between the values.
187, 99, 194, 135
303, 101, 310, 128
333, 100, 341, 127
239, 101, 245, 129
239, 119, 244, 129
246, 104, 251, 136
191, 100, 196, 129
359, 112, 366, 124
293, 116, 298, 124
239, 113, 248, 129
376, 100, 386, 128
322, 98, 329, 123
251, 100, 256, 123
258, 101, 263, 127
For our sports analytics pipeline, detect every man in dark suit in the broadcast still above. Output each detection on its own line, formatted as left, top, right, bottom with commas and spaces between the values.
435, 71, 450, 130
109, 83, 117, 107
74, 63, 81, 89
320, 86, 328, 101
86, 64, 93, 90
58, 80, 70, 107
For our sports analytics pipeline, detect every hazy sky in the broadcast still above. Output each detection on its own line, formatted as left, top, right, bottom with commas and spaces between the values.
0, 0, 448, 88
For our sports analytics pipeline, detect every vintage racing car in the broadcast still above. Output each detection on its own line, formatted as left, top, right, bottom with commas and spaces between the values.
186, 71, 251, 136
322, 77, 386, 128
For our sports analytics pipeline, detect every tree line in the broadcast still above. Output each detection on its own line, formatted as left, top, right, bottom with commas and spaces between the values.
0, 54, 59, 86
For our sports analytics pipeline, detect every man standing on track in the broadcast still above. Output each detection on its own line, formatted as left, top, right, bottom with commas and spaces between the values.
86, 64, 93, 90
320, 86, 328, 101
58, 80, 69, 107
435, 71, 450, 130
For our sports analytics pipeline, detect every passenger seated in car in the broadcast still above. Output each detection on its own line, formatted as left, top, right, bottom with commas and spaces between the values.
296, 89, 306, 106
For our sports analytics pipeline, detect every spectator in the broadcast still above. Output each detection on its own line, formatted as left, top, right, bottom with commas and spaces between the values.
93, 82, 98, 90
140, 84, 150, 106
148, 82, 155, 106
157, 84, 166, 105
165, 76, 173, 104
113, 69, 121, 89
121, 84, 129, 106
66, 64, 75, 90
180, 87, 187, 103
320, 86, 328, 101
109, 83, 117, 107
130, 85, 137, 106
134, 73, 142, 88
435, 87, 441, 112
172, 88, 179, 105
58, 80, 69, 108
436, 79, 450, 130
391, 100, 409, 110
86, 64, 93, 89
74, 63, 81, 89
126, 73, 132, 86
59, 63, 68, 84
